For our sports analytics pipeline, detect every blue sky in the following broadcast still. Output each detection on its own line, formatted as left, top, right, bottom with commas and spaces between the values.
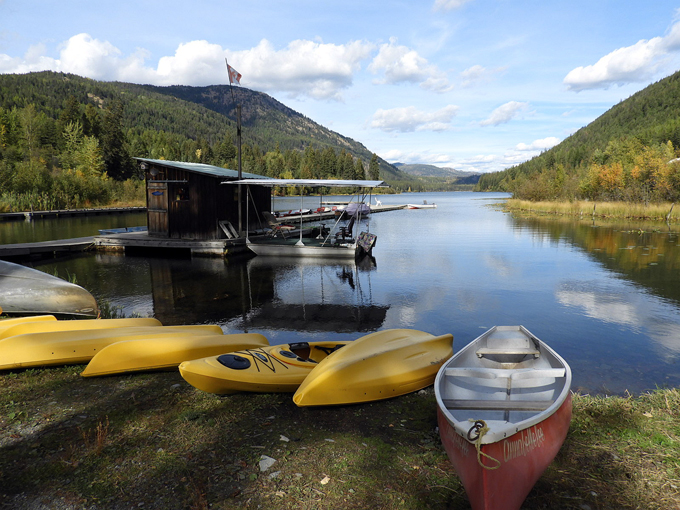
2, 0, 680, 173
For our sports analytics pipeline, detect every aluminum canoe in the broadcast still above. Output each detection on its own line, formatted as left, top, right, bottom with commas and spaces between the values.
0, 260, 98, 318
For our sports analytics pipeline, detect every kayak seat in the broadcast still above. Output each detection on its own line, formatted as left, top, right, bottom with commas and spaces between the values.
314, 344, 346, 355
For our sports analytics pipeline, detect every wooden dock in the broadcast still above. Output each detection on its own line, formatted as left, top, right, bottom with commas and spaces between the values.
0, 237, 96, 259
0, 204, 407, 260
0, 206, 146, 222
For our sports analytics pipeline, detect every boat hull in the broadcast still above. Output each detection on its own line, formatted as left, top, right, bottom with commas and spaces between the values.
246, 239, 357, 258
0, 317, 162, 341
0, 260, 99, 318
437, 393, 572, 510
293, 329, 454, 406
434, 325, 572, 510
179, 341, 350, 394
0, 324, 221, 370
82, 332, 269, 376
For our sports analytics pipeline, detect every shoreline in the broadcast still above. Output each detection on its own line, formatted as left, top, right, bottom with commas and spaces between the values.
505, 198, 677, 223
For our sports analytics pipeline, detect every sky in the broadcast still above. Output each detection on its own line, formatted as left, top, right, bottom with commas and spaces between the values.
2, 1, 680, 174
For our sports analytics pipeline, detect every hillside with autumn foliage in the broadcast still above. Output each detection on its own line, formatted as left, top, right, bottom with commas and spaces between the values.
477, 70, 680, 203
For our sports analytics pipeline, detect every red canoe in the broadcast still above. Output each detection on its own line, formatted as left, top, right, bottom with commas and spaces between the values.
435, 326, 572, 510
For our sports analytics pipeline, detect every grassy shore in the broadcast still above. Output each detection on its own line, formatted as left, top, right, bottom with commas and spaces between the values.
505, 199, 678, 222
1, 367, 678, 510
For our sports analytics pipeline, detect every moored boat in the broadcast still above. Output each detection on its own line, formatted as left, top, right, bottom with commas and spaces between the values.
434, 325, 572, 510
292, 329, 454, 406
179, 340, 350, 394
82, 332, 269, 377
228, 178, 384, 260
407, 200, 437, 209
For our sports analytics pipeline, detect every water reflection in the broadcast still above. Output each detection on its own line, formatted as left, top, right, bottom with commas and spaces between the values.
512, 216, 680, 364
34, 253, 388, 336
9, 193, 680, 395
237, 256, 388, 333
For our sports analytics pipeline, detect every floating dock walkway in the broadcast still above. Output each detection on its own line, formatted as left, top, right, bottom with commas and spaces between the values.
0, 206, 146, 222
0, 204, 407, 260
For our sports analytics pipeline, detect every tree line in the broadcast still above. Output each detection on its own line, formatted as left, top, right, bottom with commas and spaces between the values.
0, 96, 382, 211
477, 70, 680, 203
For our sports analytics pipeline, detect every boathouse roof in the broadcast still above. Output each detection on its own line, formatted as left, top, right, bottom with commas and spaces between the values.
225, 178, 387, 188
134, 158, 267, 180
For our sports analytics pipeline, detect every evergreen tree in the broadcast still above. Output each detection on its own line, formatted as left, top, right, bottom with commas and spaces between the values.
354, 158, 365, 180
100, 100, 133, 180
368, 153, 380, 180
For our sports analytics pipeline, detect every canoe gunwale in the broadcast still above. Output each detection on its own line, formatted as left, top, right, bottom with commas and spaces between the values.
434, 325, 572, 445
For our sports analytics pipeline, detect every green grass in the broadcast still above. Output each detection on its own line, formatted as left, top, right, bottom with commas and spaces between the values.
1, 366, 679, 509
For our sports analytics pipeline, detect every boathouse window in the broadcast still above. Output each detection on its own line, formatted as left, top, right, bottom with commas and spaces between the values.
175, 187, 189, 201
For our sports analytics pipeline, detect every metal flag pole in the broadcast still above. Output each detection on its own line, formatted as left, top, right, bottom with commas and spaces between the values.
225, 58, 243, 236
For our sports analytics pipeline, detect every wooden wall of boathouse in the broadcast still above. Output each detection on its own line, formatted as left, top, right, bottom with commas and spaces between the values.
139, 158, 270, 240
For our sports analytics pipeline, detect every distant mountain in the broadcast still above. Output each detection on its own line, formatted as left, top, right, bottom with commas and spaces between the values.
394, 163, 480, 183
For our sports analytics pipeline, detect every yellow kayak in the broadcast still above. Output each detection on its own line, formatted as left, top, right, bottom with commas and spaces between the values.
179, 341, 350, 394
0, 315, 57, 336
0, 324, 222, 370
82, 333, 269, 377
293, 329, 454, 407
0, 317, 162, 341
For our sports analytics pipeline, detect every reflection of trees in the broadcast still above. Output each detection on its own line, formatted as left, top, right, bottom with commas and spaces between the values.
511, 215, 680, 305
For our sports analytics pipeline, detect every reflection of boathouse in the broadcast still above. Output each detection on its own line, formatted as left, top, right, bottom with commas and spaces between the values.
146, 255, 388, 332
136, 158, 270, 240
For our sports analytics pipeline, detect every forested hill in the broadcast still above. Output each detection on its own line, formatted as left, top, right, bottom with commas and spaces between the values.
0, 71, 404, 181
135, 83, 402, 177
476, 70, 680, 203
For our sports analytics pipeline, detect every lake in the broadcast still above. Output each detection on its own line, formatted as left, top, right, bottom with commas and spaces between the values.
5, 191, 680, 396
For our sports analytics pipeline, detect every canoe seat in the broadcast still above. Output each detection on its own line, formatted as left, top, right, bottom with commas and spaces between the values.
444, 367, 566, 380
442, 399, 553, 411
476, 347, 540, 358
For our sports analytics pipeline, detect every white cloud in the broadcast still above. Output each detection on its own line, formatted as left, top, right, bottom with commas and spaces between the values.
231, 38, 374, 100
515, 137, 560, 151
0, 34, 373, 101
370, 104, 458, 132
459, 64, 505, 87
368, 37, 452, 93
480, 101, 528, 126
564, 19, 680, 91
433, 0, 473, 11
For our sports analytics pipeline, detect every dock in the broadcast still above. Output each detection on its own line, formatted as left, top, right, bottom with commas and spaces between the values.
0, 204, 407, 260
0, 237, 97, 259
0, 206, 146, 222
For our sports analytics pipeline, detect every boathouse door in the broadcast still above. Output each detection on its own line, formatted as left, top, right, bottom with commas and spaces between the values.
147, 180, 169, 236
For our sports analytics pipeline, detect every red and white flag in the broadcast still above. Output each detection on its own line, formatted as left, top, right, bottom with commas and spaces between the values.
227, 63, 242, 85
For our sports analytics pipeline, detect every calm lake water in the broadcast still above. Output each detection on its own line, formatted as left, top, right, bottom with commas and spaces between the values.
4, 192, 680, 396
